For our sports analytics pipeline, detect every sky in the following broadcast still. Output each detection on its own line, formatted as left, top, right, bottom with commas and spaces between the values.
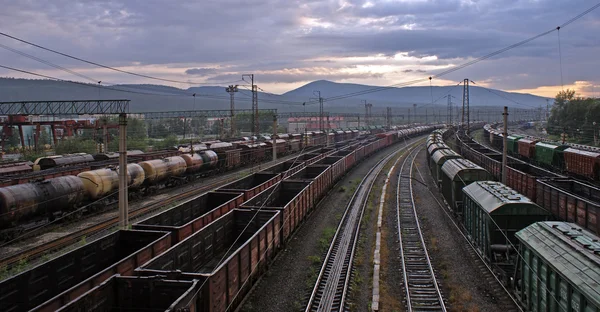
0, 0, 598, 98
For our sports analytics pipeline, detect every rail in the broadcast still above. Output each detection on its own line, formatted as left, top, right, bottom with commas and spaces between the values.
0, 147, 324, 271
306, 140, 417, 312
397, 147, 446, 312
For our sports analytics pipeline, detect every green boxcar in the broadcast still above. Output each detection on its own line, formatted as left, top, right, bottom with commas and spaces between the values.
507, 135, 524, 155
535, 142, 568, 168
441, 158, 491, 216
430, 149, 462, 188
462, 181, 552, 267
427, 142, 450, 163
516, 222, 600, 312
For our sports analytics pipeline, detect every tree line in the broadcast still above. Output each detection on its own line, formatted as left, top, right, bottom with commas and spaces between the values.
548, 89, 600, 144
1, 111, 280, 159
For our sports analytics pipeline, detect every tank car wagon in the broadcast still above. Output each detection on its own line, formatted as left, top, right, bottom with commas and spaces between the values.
441, 158, 491, 217
77, 164, 145, 199
0, 176, 85, 229
515, 222, 600, 312
462, 181, 552, 278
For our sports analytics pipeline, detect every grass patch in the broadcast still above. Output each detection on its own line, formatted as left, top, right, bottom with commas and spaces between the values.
307, 255, 321, 265
319, 227, 337, 252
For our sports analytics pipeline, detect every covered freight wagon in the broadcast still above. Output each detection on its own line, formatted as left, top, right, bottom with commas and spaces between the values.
562, 148, 600, 180
518, 138, 538, 159
441, 158, 491, 216
430, 149, 462, 188
515, 222, 600, 312
506, 135, 523, 155
462, 181, 552, 267
534, 142, 568, 168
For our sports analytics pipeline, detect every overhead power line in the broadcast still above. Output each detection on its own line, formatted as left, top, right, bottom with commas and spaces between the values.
0, 64, 309, 106
0, 31, 241, 86
320, 2, 600, 102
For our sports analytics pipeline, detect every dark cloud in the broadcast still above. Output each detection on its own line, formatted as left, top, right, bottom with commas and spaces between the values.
185, 68, 218, 75
0, 0, 597, 93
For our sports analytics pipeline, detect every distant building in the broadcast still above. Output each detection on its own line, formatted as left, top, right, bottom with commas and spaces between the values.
286, 116, 362, 132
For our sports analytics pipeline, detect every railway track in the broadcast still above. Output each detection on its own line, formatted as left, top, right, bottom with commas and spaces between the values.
397, 147, 446, 312
306, 141, 417, 312
411, 151, 523, 312
0, 148, 320, 271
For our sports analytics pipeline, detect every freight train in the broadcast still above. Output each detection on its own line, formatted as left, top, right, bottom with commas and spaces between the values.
426, 129, 600, 312
454, 128, 600, 236
484, 123, 600, 181
0, 125, 437, 312
0, 131, 359, 240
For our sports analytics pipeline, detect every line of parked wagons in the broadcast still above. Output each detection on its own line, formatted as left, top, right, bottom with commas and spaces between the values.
0, 125, 437, 312
427, 129, 600, 312
0, 132, 360, 240
485, 123, 600, 181
452, 128, 600, 237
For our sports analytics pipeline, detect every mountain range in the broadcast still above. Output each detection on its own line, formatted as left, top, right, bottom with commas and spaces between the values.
0, 78, 550, 114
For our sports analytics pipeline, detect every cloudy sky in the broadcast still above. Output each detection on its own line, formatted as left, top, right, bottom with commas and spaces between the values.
0, 0, 598, 98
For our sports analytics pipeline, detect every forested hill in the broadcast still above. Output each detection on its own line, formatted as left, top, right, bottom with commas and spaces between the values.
0, 78, 551, 113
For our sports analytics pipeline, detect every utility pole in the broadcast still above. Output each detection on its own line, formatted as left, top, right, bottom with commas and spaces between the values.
463, 78, 470, 133
408, 108, 411, 125
312, 91, 324, 132
102, 117, 108, 152
446, 95, 453, 125
365, 103, 373, 128
272, 114, 277, 161
386, 107, 392, 129
413, 104, 417, 124
242, 74, 259, 136
225, 85, 238, 137
425, 108, 428, 124
546, 99, 550, 122
502, 107, 508, 184
118, 113, 128, 228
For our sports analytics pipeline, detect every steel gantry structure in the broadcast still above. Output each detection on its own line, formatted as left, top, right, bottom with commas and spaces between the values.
0, 99, 129, 115
0, 99, 131, 228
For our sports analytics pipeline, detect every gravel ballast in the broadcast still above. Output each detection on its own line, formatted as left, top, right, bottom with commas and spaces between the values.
239, 141, 419, 312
